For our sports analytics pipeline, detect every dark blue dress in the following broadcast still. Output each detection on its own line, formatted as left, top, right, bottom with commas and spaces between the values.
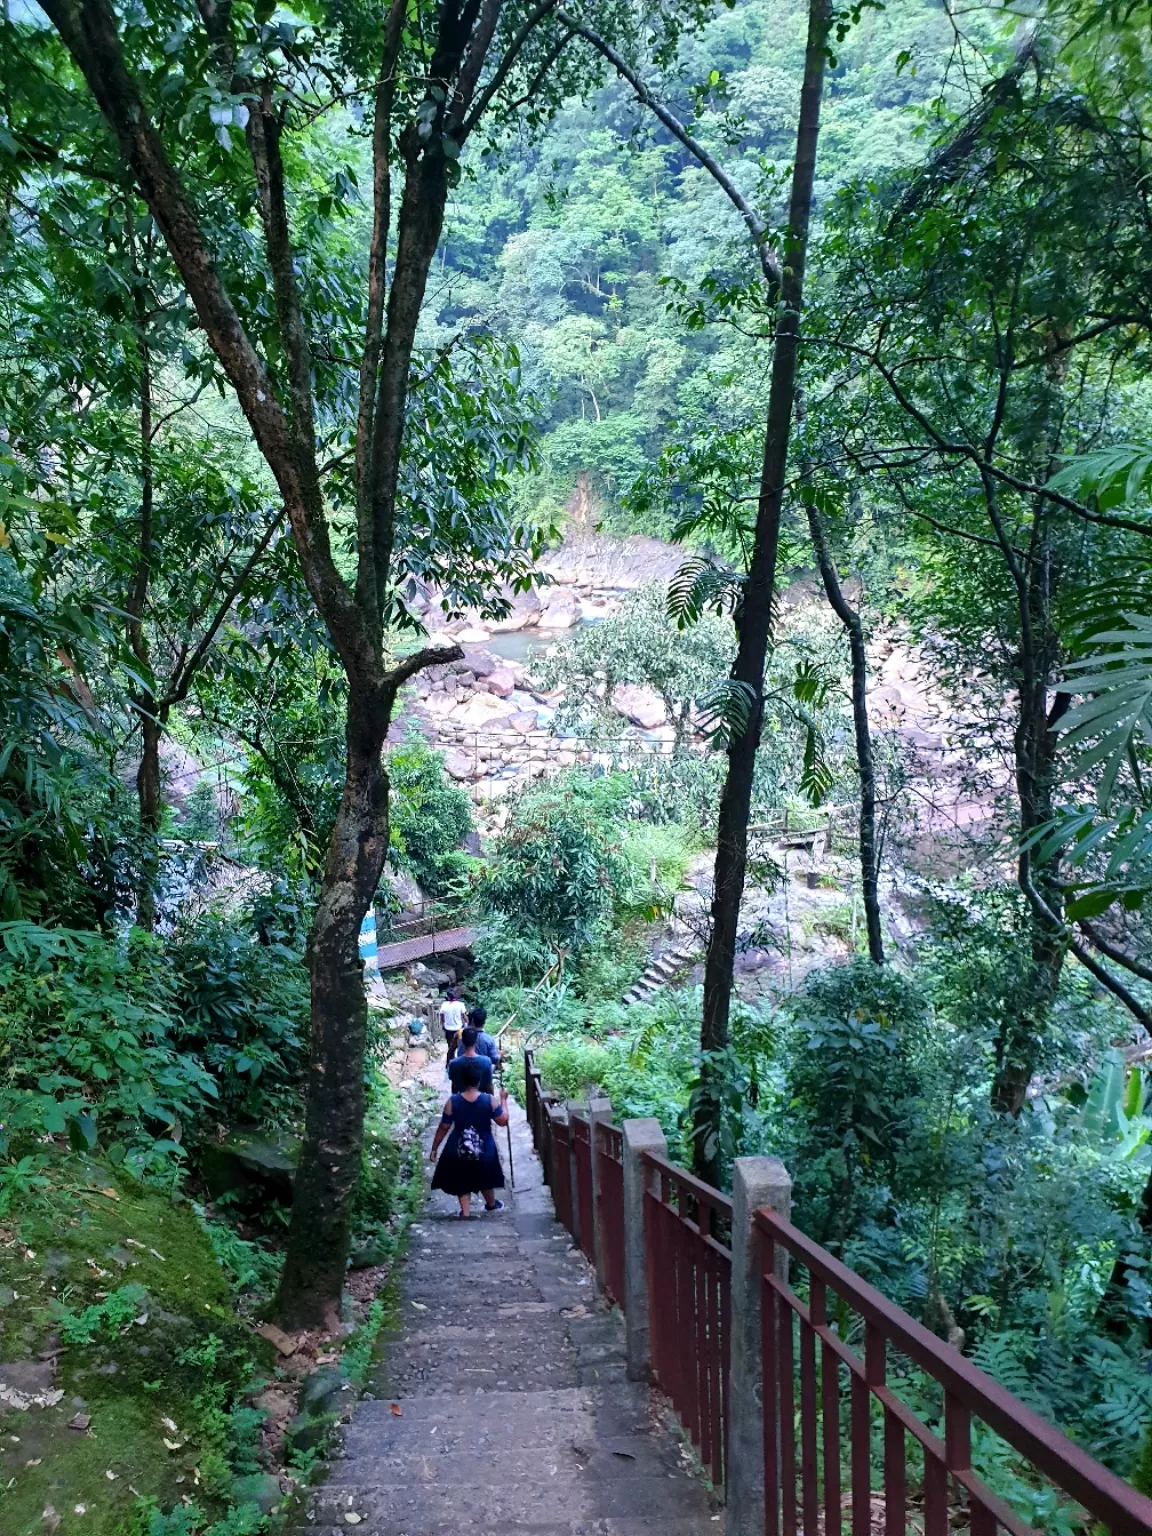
431, 1092, 505, 1196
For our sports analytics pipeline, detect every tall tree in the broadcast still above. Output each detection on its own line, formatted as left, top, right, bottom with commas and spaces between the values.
815, 35, 1152, 1101
27, 0, 709, 1323
689, 0, 829, 1183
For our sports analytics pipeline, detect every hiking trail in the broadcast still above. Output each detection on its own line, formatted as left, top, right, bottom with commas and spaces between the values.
294, 1082, 722, 1535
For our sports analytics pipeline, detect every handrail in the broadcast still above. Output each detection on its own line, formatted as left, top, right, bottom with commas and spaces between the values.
643, 1148, 733, 1225
755, 1206, 1152, 1534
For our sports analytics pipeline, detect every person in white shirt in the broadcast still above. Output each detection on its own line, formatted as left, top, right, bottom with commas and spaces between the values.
438, 989, 468, 1061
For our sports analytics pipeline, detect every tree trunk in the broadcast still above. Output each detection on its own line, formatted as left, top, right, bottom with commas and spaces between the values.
694, 0, 830, 1188
991, 493, 1066, 1113
136, 710, 162, 928
128, 264, 160, 929
804, 497, 884, 964
275, 685, 392, 1329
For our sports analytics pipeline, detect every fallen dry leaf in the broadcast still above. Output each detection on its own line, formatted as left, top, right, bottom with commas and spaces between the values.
25, 1458, 41, 1467
344, 1515, 362, 1525
148, 1249, 165, 1262
42, 1505, 60, 1532
163, 1438, 184, 1452
410, 1301, 427, 1311
254, 1322, 302, 1357
124, 1239, 145, 1251
105, 1470, 117, 1481
99, 1188, 119, 1201
160, 1417, 179, 1434
390, 1403, 402, 1417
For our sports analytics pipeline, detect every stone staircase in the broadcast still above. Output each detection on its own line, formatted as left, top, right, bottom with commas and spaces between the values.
622, 940, 701, 1007
294, 1090, 721, 1535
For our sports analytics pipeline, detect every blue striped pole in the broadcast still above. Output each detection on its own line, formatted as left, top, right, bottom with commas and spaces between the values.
359, 910, 378, 971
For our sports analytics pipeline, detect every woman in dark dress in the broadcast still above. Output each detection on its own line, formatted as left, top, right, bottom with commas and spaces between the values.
428, 1058, 509, 1219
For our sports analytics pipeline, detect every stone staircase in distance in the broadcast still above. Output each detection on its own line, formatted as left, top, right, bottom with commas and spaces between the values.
292, 1089, 721, 1536
622, 940, 701, 1008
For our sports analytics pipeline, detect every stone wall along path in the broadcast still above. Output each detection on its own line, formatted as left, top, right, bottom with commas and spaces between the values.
295, 1089, 722, 1535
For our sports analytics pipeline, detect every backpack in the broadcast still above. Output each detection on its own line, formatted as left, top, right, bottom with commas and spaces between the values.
454, 1094, 484, 1160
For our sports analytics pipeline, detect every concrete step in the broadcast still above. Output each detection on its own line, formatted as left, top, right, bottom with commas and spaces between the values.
326, 1441, 686, 1487
296, 1521, 721, 1535
306, 1471, 713, 1525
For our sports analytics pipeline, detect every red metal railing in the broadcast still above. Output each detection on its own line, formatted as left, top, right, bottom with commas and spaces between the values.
756, 1207, 1152, 1536
571, 1113, 596, 1266
596, 1121, 625, 1309
644, 1150, 731, 1487
549, 1109, 574, 1238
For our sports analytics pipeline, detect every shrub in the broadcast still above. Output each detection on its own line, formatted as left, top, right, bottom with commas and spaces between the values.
387, 731, 476, 899
480, 773, 628, 962
784, 958, 929, 1248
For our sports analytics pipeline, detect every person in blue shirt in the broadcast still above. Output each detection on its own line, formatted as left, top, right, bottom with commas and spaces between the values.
465, 1003, 501, 1070
447, 1027, 494, 1093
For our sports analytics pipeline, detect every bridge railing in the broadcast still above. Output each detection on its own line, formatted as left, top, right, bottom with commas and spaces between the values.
756, 1207, 1152, 1536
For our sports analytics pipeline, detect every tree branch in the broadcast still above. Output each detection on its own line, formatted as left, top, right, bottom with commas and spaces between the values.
383, 642, 464, 693
40, 0, 367, 677
1077, 916, 1152, 987
460, 0, 558, 139
163, 506, 289, 708
447, 0, 504, 135
355, 0, 407, 620
1020, 868, 1152, 1029
554, 8, 780, 288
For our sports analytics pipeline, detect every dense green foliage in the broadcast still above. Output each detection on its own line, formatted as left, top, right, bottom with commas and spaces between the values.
1, 0, 1152, 1520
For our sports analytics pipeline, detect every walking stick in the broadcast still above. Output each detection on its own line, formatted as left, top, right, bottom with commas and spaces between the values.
498, 1059, 515, 1189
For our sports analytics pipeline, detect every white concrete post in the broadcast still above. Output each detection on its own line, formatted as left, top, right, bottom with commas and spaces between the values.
586, 1094, 613, 1293
727, 1156, 792, 1536
621, 1117, 667, 1382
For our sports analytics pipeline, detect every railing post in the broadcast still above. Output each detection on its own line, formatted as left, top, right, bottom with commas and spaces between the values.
728, 1156, 791, 1536
566, 1101, 585, 1252
622, 1117, 667, 1382
587, 1094, 612, 1293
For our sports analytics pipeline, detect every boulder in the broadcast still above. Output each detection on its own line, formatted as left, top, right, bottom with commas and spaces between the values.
201, 1131, 298, 1206
284, 1411, 335, 1458
538, 600, 579, 630
299, 1367, 354, 1417
232, 1473, 284, 1514
461, 650, 497, 677
349, 1240, 390, 1270
508, 711, 539, 734
611, 684, 667, 731
484, 669, 516, 697
455, 671, 476, 691
455, 626, 491, 643
455, 692, 513, 728
443, 749, 474, 781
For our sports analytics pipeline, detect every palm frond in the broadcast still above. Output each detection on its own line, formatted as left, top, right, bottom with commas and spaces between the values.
696, 678, 757, 747
1048, 444, 1152, 511
666, 555, 742, 630
1057, 614, 1152, 809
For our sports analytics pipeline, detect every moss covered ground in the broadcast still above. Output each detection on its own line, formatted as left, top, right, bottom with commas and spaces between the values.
0, 1152, 271, 1536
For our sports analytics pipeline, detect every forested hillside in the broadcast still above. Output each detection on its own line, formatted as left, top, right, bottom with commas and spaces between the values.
427, 0, 986, 527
